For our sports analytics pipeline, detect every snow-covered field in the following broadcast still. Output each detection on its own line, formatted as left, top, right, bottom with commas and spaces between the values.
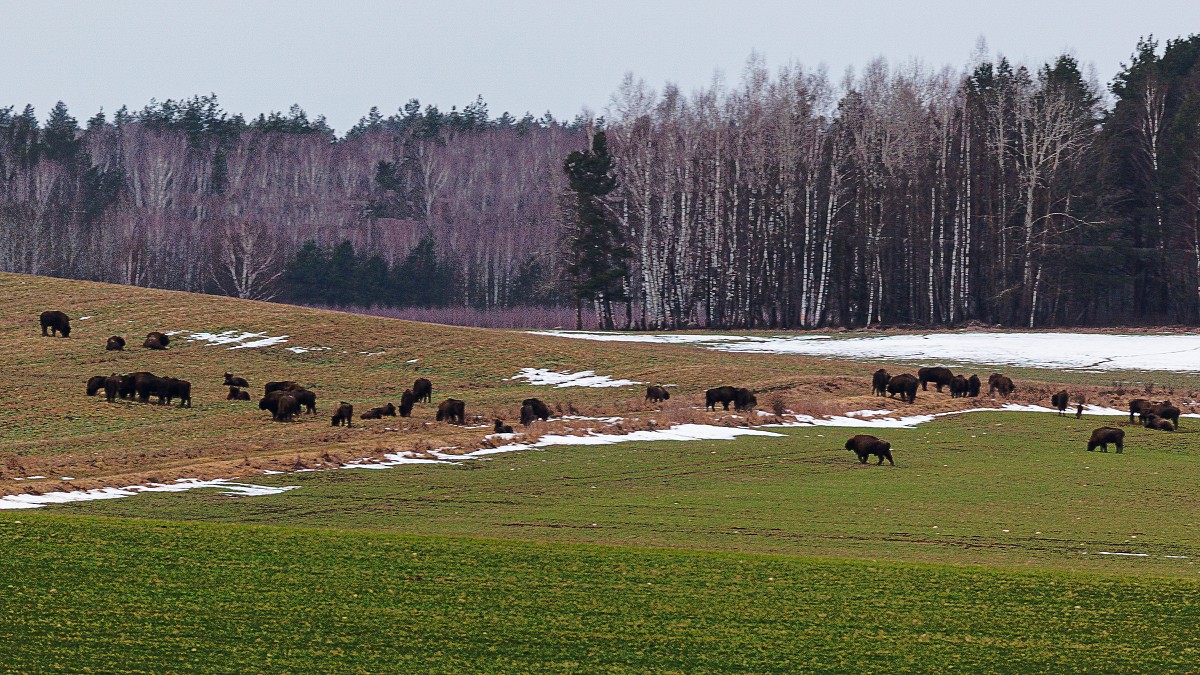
532, 330, 1200, 372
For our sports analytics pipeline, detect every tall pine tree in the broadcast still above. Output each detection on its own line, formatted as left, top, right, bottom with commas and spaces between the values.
563, 131, 630, 329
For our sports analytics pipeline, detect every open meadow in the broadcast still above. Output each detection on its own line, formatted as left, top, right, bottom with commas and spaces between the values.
3, 272, 1200, 672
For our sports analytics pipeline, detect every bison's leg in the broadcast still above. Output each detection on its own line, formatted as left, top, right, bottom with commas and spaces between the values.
1116, 441, 1123, 454
858, 453, 868, 464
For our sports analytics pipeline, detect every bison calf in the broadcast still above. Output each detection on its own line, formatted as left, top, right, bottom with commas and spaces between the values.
227, 386, 251, 401
645, 385, 671, 403
360, 403, 396, 420
106, 336, 126, 351
103, 375, 122, 403
494, 419, 514, 434
223, 372, 249, 388
871, 369, 890, 397
1087, 427, 1125, 453
845, 434, 894, 466
331, 402, 354, 427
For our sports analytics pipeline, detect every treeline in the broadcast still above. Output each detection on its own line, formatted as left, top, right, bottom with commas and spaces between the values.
4, 35, 1200, 328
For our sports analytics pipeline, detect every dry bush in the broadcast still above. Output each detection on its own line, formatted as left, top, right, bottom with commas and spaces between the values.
768, 394, 788, 417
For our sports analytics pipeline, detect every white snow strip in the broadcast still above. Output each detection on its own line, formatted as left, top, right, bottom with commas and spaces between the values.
285, 346, 332, 354
770, 403, 1131, 430
1097, 551, 1151, 557
0, 478, 299, 510
532, 330, 1200, 373
510, 368, 642, 388
845, 409, 894, 418
77, 316, 92, 320
176, 330, 290, 350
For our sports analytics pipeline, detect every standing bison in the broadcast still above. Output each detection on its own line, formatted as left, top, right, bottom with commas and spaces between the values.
331, 402, 354, 427
436, 398, 466, 424
734, 388, 757, 412
706, 386, 737, 411
159, 377, 192, 407
918, 367, 955, 392
223, 372, 249, 388
412, 378, 433, 403
949, 375, 969, 398
86, 375, 107, 396
106, 336, 126, 351
264, 381, 297, 396
143, 332, 170, 350
1051, 390, 1070, 416
260, 390, 299, 421
103, 375, 122, 403
1087, 427, 1124, 453
645, 386, 671, 403
40, 311, 71, 337
398, 389, 416, 417
967, 374, 981, 398
1147, 402, 1181, 429
871, 369, 890, 397
886, 374, 919, 404
988, 373, 1015, 397
845, 434, 895, 465
521, 398, 552, 422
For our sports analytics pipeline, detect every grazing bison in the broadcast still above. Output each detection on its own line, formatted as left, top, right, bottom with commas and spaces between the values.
86, 375, 107, 396
871, 369, 890, 397
227, 386, 251, 401
264, 381, 298, 395
143, 331, 169, 349
1076, 404, 1084, 419
360, 403, 397, 420
918, 366, 955, 392
134, 372, 163, 403
886, 374, 919, 404
706, 386, 738, 411
967, 374, 981, 398
1051, 390, 1070, 416
119, 372, 152, 400
286, 387, 316, 414
521, 398, 552, 422
845, 434, 895, 466
436, 398, 466, 424
331, 402, 354, 427
988, 373, 1015, 397
274, 394, 299, 422
159, 377, 191, 407
949, 375, 969, 398
1087, 426, 1125, 453
39, 311, 71, 337
106, 336, 126, 351
103, 375, 122, 403
223, 372, 249, 388
520, 403, 537, 427
412, 378, 433, 403
645, 386, 671, 403
1143, 414, 1176, 432
494, 419, 514, 434
734, 388, 757, 412
398, 389, 416, 417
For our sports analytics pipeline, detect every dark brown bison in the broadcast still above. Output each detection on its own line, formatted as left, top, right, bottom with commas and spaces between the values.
264, 381, 298, 395
259, 390, 299, 421
134, 372, 163, 403
988, 373, 1015, 397
1075, 404, 1084, 419
734, 388, 757, 412
143, 331, 169, 349
331, 402, 354, 427
949, 375, 969, 398
1051, 390, 1070, 416
886, 374, 919, 404
1128, 399, 1153, 424
1143, 414, 1176, 432
520, 403, 537, 427
288, 387, 317, 414
227, 386, 251, 401
845, 434, 895, 465
521, 398, 552, 422
223, 372, 249, 388
1087, 426, 1125, 453
86, 375, 107, 396
106, 336, 125, 351
494, 419, 514, 434
159, 377, 191, 407
706, 386, 738, 411
967, 374, 981, 398
103, 375, 122, 403
1147, 402, 1181, 429
871, 369, 890, 397
412, 378, 433, 403
360, 403, 396, 420
918, 366, 955, 392
645, 386, 671, 403
39, 311, 71, 337
119, 372, 152, 400
437, 398, 466, 424
398, 389, 416, 417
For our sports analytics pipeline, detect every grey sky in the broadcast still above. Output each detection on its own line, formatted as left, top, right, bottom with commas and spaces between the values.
3, 0, 1199, 133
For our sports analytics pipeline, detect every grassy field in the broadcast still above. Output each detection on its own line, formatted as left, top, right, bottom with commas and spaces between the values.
6, 272, 1200, 671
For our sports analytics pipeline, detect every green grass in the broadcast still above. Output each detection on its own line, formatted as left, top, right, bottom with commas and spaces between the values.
2, 514, 1199, 674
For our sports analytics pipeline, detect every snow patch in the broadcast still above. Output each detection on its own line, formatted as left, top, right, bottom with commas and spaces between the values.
510, 368, 642, 388
77, 316, 92, 320
286, 346, 332, 354
0, 478, 299, 510
771, 403, 1132, 430
177, 330, 290, 350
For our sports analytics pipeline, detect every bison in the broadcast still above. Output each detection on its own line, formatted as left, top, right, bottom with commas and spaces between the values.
86, 375, 107, 396
143, 331, 169, 350
845, 434, 895, 466
886, 374, 919, 404
264, 381, 298, 395
967, 374, 981, 398
1147, 402, 1181, 429
494, 419, 514, 434
1051, 390, 1070, 416
331, 402, 354, 427
521, 398, 552, 422
106, 336, 126, 351
260, 390, 299, 421
227, 386, 251, 401
119, 372, 152, 400
103, 375, 122, 403
158, 377, 191, 407
1143, 414, 1176, 432
360, 403, 396, 420
520, 403, 537, 427
412, 378, 433, 403
1087, 426, 1125, 453
436, 398, 466, 424
645, 386, 671, 403
223, 372, 249, 388
949, 375, 969, 398
706, 386, 738, 411
1128, 398, 1153, 424
734, 388, 757, 412
1075, 404, 1084, 419
988, 373, 1015, 397
871, 369, 890, 397
918, 366, 955, 392
134, 372, 163, 403
398, 389, 416, 417
39, 311, 71, 337
289, 387, 317, 414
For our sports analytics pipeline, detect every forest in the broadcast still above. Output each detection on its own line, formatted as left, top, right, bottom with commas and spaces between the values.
2, 35, 1200, 328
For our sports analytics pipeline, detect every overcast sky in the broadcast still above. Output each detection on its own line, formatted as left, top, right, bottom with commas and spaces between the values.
3, 0, 1199, 133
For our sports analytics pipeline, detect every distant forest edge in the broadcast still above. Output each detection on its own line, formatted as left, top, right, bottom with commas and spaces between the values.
4, 35, 1200, 328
